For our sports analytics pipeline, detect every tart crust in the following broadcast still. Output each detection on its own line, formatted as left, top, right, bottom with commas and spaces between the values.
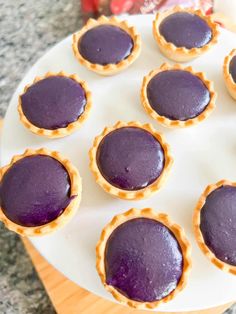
141, 63, 217, 128
89, 121, 173, 200
72, 15, 141, 76
18, 71, 92, 138
153, 6, 219, 62
193, 179, 236, 275
96, 207, 192, 309
223, 49, 236, 100
0, 148, 82, 237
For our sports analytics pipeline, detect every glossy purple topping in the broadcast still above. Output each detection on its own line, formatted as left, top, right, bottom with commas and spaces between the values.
147, 70, 210, 121
21, 76, 86, 130
78, 25, 133, 65
159, 12, 212, 49
0, 155, 73, 227
96, 127, 165, 191
229, 55, 236, 83
105, 218, 183, 302
200, 185, 236, 266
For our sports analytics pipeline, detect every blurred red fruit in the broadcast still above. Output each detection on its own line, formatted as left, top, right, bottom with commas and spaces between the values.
110, 0, 135, 14
81, 0, 100, 12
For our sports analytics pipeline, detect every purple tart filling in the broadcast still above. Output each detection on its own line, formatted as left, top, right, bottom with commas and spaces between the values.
105, 218, 183, 302
78, 25, 134, 65
0, 155, 74, 227
21, 76, 87, 130
96, 127, 165, 191
200, 185, 236, 266
147, 70, 210, 121
229, 55, 236, 83
159, 12, 212, 49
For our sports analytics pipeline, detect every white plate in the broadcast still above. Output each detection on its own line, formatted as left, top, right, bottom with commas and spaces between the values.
1, 14, 236, 312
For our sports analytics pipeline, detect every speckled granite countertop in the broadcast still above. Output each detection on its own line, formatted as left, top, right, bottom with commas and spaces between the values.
0, 1, 235, 313
0, 1, 81, 313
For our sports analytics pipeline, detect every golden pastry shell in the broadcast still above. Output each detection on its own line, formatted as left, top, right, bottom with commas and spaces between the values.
0, 148, 82, 237
89, 121, 173, 200
141, 63, 217, 128
96, 207, 192, 309
72, 15, 141, 76
193, 179, 236, 275
18, 71, 92, 138
153, 6, 220, 62
223, 49, 236, 100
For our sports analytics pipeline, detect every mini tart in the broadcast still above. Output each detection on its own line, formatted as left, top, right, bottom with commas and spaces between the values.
89, 121, 173, 200
72, 15, 141, 76
0, 148, 81, 237
153, 6, 219, 62
193, 180, 236, 275
18, 71, 92, 138
96, 208, 191, 309
223, 49, 236, 100
141, 63, 216, 128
